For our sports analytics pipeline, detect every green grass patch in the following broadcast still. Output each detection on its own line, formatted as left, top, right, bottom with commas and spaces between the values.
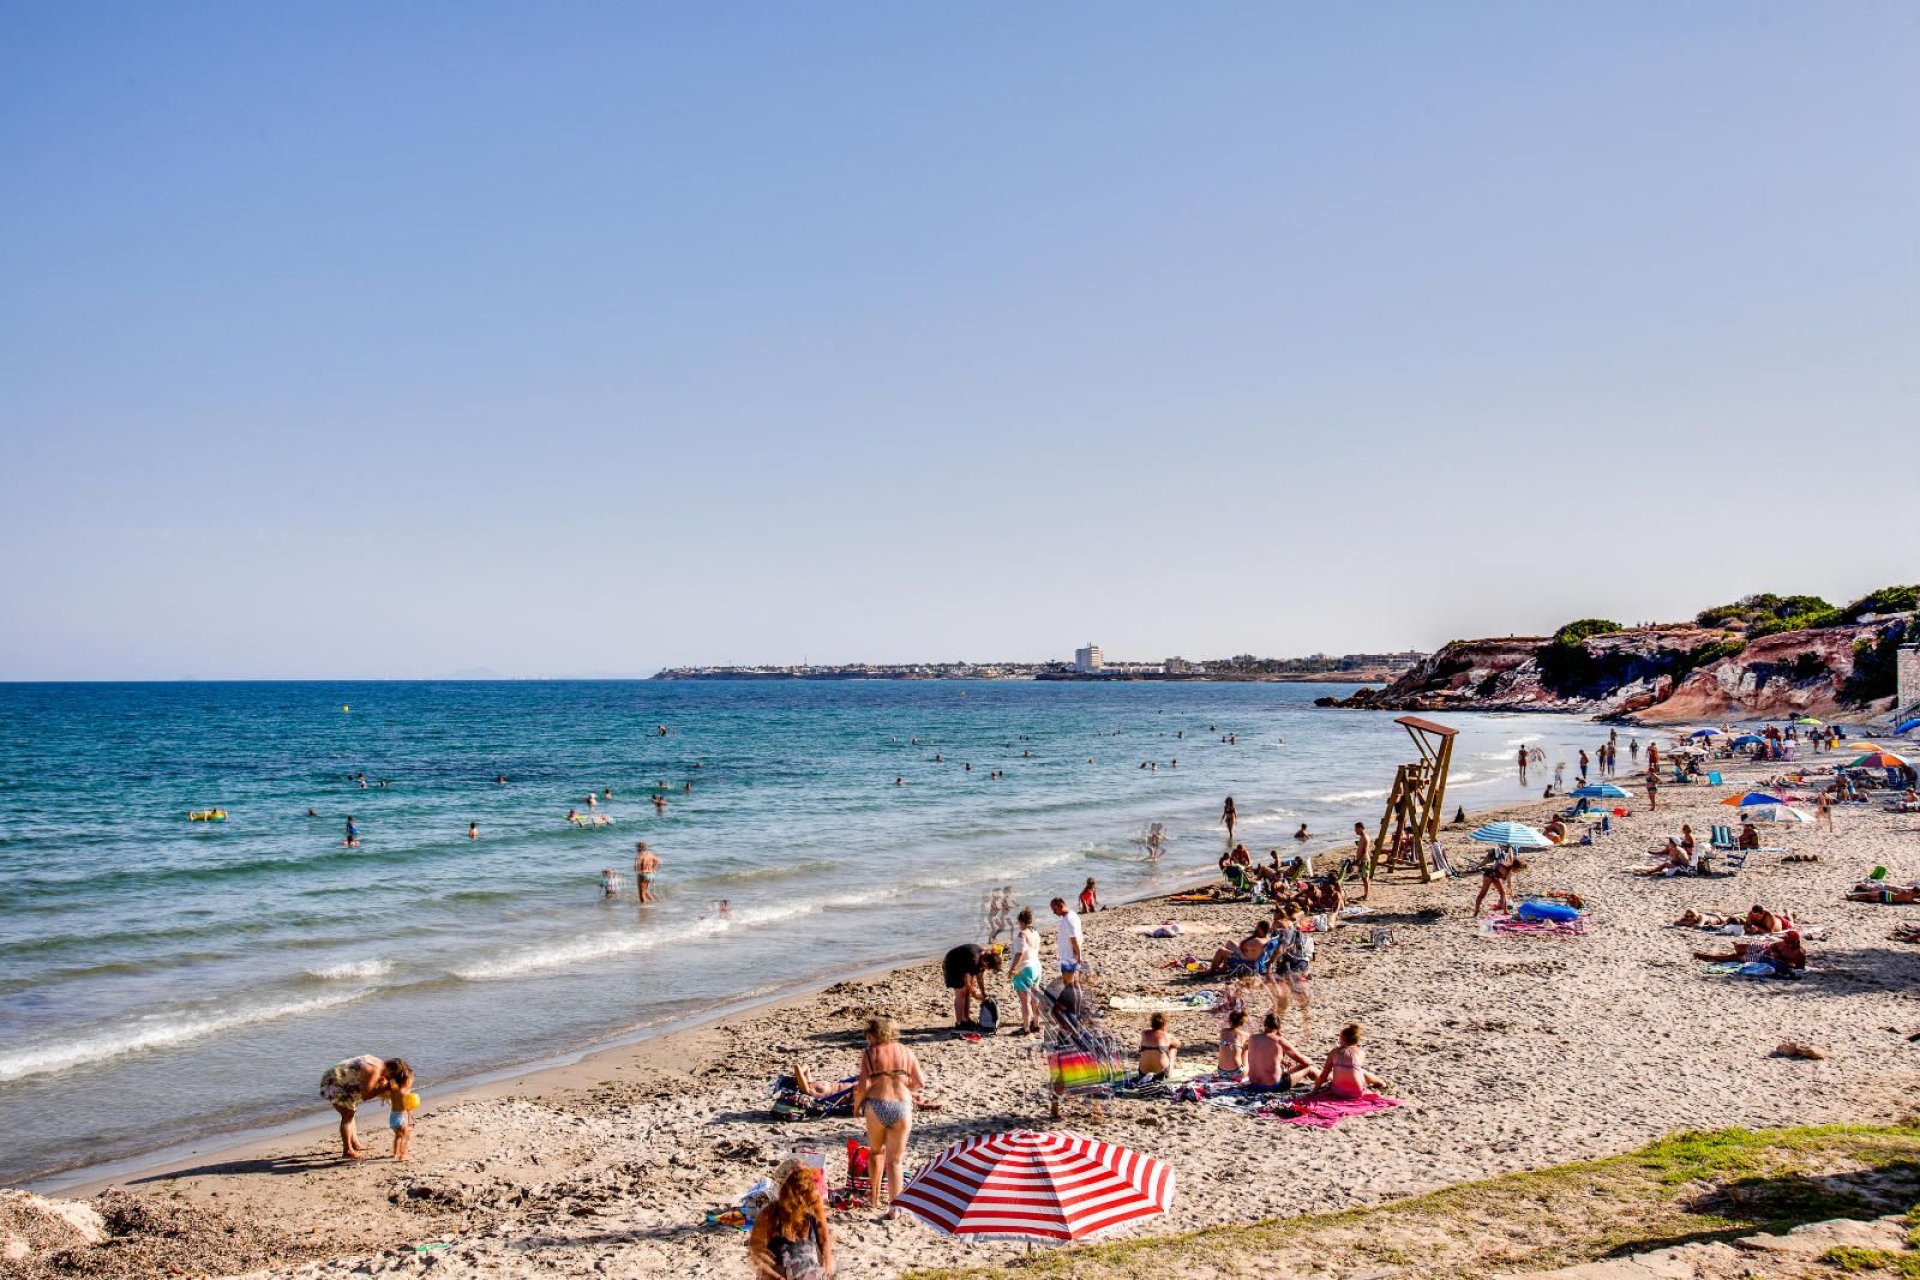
904, 1123, 1920, 1280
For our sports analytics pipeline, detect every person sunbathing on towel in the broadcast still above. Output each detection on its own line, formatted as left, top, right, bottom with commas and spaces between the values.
790, 1059, 941, 1110
1216, 1009, 1250, 1078
1692, 931, 1806, 971
1137, 1012, 1180, 1081
1633, 838, 1695, 876
1314, 1023, 1387, 1099
1744, 905, 1790, 934
1848, 881, 1920, 904
1542, 816, 1568, 845
1209, 921, 1270, 974
1245, 1013, 1310, 1091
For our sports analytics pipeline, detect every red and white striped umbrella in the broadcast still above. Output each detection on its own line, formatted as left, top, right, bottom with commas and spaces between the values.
892, 1128, 1175, 1242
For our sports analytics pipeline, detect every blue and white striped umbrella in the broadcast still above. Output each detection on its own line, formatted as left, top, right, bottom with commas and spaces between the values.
1468, 821, 1552, 848
1571, 783, 1629, 799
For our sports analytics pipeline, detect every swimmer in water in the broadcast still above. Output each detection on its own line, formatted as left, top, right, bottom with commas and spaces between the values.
468, 822, 478, 839
1295, 823, 1310, 841
585, 792, 597, 808
344, 815, 359, 848
307, 808, 318, 818
716, 899, 731, 919
652, 795, 667, 815
600, 868, 617, 899
567, 808, 584, 826
894, 776, 904, 786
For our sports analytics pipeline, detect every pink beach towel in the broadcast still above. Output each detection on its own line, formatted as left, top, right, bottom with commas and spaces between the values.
1275, 1092, 1402, 1129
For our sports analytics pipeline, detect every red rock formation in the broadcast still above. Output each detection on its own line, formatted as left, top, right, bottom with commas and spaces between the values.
1325, 620, 1904, 722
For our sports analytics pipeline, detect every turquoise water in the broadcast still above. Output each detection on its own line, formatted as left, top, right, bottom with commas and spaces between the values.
0, 680, 1609, 1184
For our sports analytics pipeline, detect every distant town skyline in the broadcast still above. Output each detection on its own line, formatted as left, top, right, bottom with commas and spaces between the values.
2, 5, 1914, 679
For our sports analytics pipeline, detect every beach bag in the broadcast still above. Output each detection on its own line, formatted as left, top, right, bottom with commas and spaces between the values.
976, 996, 1000, 1033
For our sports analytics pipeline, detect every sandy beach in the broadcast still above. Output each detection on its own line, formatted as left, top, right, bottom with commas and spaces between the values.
11, 746, 1920, 1279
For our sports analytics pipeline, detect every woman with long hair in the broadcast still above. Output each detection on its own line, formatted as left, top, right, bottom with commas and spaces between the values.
852, 1015, 924, 1214
746, 1161, 833, 1279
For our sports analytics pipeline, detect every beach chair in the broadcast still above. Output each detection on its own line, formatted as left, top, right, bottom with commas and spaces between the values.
1707, 772, 1724, 787
767, 1075, 855, 1121
1710, 825, 1735, 851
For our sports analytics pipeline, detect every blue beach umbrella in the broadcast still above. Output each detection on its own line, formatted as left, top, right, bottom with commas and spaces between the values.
1571, 783, 1629, 799
1730, 734, 1765, 747
1468, 821, 1552, 848
1721, 790, 1787, 808
1686, 728, 1721, 740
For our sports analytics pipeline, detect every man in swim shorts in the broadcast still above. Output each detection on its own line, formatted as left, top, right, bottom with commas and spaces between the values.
1050, 897, 1084, 974
634, 841, 660, 903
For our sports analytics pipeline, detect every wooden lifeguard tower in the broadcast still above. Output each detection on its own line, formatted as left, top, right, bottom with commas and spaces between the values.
1368, 715, 1458, 882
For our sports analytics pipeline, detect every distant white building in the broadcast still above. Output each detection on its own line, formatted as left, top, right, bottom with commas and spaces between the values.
1074, 644, 1104, 673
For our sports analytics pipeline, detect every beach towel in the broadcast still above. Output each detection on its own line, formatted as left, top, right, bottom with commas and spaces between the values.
1481, 913, 1589, 938
1109, 992, 1221, 1014
1274, 1092, 1402, 1129
1337, 904, 1380, 919
1703, 961, 1792, 979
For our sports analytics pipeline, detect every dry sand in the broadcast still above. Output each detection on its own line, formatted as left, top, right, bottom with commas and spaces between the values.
13, 750, 1920, 1279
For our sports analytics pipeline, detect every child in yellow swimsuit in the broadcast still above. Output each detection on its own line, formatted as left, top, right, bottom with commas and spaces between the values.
386, 1081, 418, 1160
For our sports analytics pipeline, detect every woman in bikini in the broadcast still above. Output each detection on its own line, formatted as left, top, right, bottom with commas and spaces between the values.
1137, 1012, 1179, 1081
1216, 1009, 1250, 1078
852, 1015, 924, 1215
1315, 1023, 1386, 1099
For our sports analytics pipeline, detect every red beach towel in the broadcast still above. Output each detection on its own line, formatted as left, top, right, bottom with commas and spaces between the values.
1275, 1092, 1402, 1128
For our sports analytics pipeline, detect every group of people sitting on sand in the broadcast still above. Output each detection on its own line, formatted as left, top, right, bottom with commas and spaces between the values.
1674, 903, 1807, 976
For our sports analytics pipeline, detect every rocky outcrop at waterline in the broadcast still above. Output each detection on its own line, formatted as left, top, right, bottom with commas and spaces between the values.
1320, 592, 1913, 723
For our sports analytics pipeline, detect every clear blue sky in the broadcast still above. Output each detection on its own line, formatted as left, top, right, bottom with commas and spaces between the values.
2, 4, 1914, 678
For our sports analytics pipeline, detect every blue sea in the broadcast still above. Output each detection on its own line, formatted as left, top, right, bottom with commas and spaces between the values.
0, 680, 1612, 1185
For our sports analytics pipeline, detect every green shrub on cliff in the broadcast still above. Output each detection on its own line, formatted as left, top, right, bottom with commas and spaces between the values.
1749, 607, 1843, 639
1844, 621, 1908, 703
1695, 592, 1835, 630
1840, 584, 1919, 623
1552, 619, 1623, 647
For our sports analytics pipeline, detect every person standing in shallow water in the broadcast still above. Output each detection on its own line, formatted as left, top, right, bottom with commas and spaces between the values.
1222, 795, 1237, 847
634, 841, 660, 903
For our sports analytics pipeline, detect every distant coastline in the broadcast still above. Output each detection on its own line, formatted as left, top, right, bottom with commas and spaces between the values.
652, 653, 1418, 684
652, 667, 1391, 684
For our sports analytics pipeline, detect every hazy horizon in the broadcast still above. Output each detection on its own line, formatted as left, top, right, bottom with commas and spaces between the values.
4, 5, 1915, 680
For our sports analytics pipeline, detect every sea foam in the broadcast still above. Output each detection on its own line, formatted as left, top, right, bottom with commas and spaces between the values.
0, 988, 373, 1083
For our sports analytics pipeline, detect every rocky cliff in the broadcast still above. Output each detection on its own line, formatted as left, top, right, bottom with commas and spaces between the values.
1322, 618, 1907, 723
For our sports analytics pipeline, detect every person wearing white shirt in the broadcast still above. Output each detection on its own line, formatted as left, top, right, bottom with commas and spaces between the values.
1049, 897, 1084, 974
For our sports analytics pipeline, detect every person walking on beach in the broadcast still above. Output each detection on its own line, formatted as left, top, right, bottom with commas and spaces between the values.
1222, 795, 1237, 847
1577, 749, 1590, 784
853, 1016, 924, 1215
1009, 907, 1044, 1033
634, 841, 660, 903
1816, 790, 1834, 832
747, 1160, 834, 1279
1050, 897, 1084, 973
1517, 747, 1529, 785
1645, 768, 1660, 812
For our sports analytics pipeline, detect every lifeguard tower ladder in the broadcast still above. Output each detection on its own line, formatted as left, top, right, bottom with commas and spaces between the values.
1369, 715, 1458, 883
